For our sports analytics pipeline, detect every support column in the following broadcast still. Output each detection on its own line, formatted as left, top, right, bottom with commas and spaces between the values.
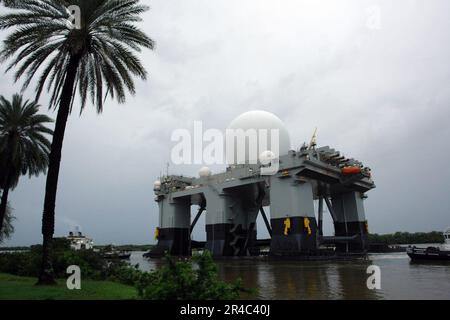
150, 196, 191, 257
318, 196, 324, 236
331, 191, 368, 253
269, 175, 317, 256
231, 184, 261, 256
204, 188, 235, 256
204, 184, 261, 256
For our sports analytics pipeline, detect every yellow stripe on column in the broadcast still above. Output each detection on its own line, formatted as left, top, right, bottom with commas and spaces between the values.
283, 218, 291, 235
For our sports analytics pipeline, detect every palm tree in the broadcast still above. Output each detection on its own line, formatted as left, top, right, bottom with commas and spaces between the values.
0, 203, 15, 244
0, 94, 53, 237
0, 0, 154, 284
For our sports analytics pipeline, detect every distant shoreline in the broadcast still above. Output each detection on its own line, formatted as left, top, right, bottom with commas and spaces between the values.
0, 244, 155, 252
1, 231, 445, 252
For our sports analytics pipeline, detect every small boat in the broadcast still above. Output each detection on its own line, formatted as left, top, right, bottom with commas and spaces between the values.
407, 227, 450, 261
101, 251, 131, 260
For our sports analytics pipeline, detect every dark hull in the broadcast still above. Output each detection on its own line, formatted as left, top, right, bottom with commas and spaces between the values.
407, 247, 450, 261
102, 253, 131, 260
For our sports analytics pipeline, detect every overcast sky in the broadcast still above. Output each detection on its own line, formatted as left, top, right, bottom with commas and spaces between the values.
1, 0, 450, 246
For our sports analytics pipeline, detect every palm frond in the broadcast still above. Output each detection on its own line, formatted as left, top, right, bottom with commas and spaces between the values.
1, 0, 154, 113
0, 93, 53, 188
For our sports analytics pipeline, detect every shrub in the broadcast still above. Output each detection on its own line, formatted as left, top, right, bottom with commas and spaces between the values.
136, 251, 244, 300
102, 260, 142, 285
0, 242, 249, 300
0, 238, 107, 279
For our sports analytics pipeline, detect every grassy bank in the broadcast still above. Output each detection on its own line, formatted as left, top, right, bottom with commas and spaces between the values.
0, 273, 138, 300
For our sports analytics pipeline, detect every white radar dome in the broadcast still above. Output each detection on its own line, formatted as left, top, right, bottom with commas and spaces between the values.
199, 166, 212, 177
259, 150, 276, 165
226, 110, 291, 165
153, 180, 161, 191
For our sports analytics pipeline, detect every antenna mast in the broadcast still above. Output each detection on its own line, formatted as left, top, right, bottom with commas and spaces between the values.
309, 127, 318, 150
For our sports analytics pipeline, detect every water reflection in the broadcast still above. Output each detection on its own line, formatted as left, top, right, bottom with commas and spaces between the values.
132, 252, 450, 300
215, 258, 381, 300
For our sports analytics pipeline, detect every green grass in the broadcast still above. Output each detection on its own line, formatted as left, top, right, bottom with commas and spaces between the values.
0, 273, 138, 300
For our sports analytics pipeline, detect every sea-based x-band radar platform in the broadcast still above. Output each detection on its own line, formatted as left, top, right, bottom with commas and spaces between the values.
149, 110, 375, 258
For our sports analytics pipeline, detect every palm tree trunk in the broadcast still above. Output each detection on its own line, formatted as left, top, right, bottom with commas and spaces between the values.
37, 53, 81, 285
0, 175, 11, 234
0, 134, 14, 236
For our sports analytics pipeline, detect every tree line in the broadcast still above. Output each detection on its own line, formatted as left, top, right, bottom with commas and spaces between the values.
368, 231, 445, 245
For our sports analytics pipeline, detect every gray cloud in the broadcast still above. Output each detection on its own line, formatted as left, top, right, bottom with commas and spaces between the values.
1, 0, 450, 246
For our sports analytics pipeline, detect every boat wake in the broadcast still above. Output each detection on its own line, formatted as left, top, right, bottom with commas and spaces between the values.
369, 253, 408, 260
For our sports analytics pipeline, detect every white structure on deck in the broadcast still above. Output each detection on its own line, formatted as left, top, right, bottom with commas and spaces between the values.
67, 231, 94, 250
443, 227, 450, 250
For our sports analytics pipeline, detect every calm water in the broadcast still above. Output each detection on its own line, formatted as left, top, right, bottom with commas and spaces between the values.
129, 251, 450, 300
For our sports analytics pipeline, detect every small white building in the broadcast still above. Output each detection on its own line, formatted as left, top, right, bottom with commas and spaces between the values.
67, 231, 94, 250
443, 227, 450, 250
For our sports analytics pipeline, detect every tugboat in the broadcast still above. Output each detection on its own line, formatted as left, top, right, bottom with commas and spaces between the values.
100, 245, 131, 260
101, 251, 131, 260
406, 227, 450, 261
